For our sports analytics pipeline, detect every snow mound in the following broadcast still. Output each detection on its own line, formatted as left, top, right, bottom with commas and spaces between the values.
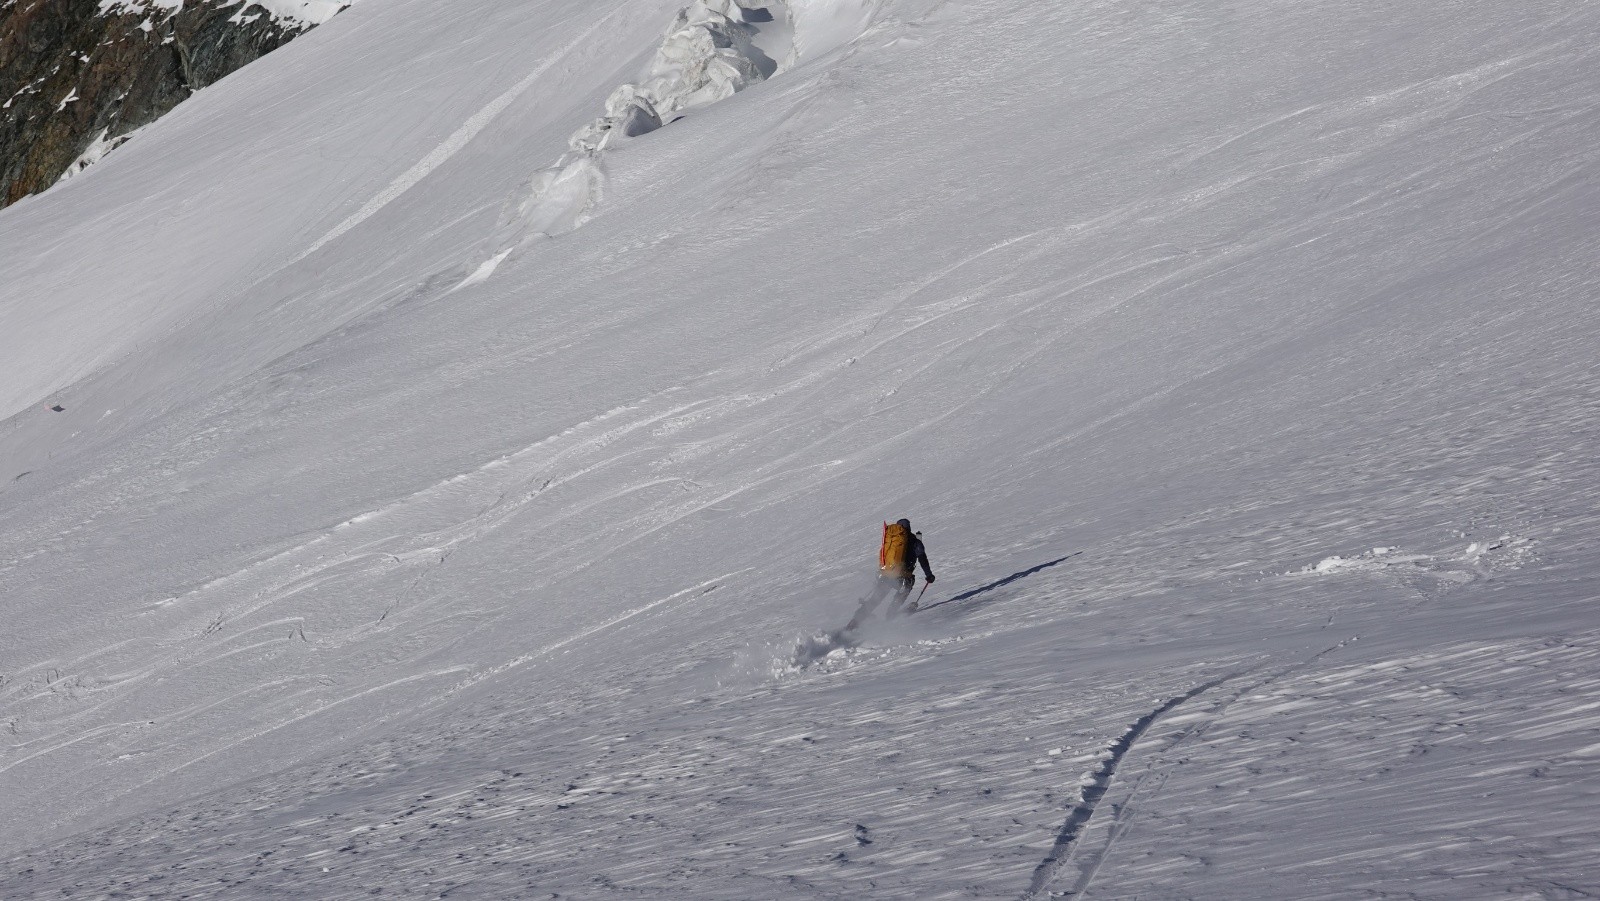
1296, 537, 1535, 584
640, 0, 780, 118
568, 85, 664, 156
1302, 546, 1432, 575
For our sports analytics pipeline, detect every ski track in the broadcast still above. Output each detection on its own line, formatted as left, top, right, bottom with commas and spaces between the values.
0, 628, 1260, 899
1046, 639, 1362, 899
1020, 674, 1243, 900
1075, 635, 1600, 899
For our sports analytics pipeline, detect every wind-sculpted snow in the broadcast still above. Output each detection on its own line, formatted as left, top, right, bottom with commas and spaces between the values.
4, 0, 1600, 896
639, 0, 784, 116
1292, 537, 1536, 591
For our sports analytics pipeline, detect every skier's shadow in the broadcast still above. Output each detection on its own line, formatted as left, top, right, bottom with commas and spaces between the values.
918, 551, 1082, 613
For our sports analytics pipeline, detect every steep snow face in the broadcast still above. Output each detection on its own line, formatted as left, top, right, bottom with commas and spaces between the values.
785, 0, 870, 61
3, 0, 1600, 896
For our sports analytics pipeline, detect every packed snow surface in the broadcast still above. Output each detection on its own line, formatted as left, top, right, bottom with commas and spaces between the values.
3, 0, 1600, 897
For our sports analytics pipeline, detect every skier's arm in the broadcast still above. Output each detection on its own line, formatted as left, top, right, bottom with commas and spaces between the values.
917, 543, 934, 582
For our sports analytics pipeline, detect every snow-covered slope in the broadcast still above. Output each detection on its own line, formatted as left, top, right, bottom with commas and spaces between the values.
2, 0, 1599, 896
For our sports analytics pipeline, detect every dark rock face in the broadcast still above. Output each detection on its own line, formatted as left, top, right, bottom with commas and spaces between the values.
1, 0, 331, 207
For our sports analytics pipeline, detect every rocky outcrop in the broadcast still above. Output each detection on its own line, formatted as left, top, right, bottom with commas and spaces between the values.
0, 0, 343, 208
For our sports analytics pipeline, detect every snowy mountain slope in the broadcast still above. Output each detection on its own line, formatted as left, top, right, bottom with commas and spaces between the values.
3, 0, 1600, 896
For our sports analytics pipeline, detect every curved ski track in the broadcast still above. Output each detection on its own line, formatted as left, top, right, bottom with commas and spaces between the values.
1023, 639, 1358, 899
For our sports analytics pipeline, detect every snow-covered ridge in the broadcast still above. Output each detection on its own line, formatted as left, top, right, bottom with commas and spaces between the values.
97, 0, 352, 27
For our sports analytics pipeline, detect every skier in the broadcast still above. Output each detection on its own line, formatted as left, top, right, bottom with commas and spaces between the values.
846, 518, 935, 630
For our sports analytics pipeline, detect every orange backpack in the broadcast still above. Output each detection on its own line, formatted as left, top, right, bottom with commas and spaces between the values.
879, 521, 911, 576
